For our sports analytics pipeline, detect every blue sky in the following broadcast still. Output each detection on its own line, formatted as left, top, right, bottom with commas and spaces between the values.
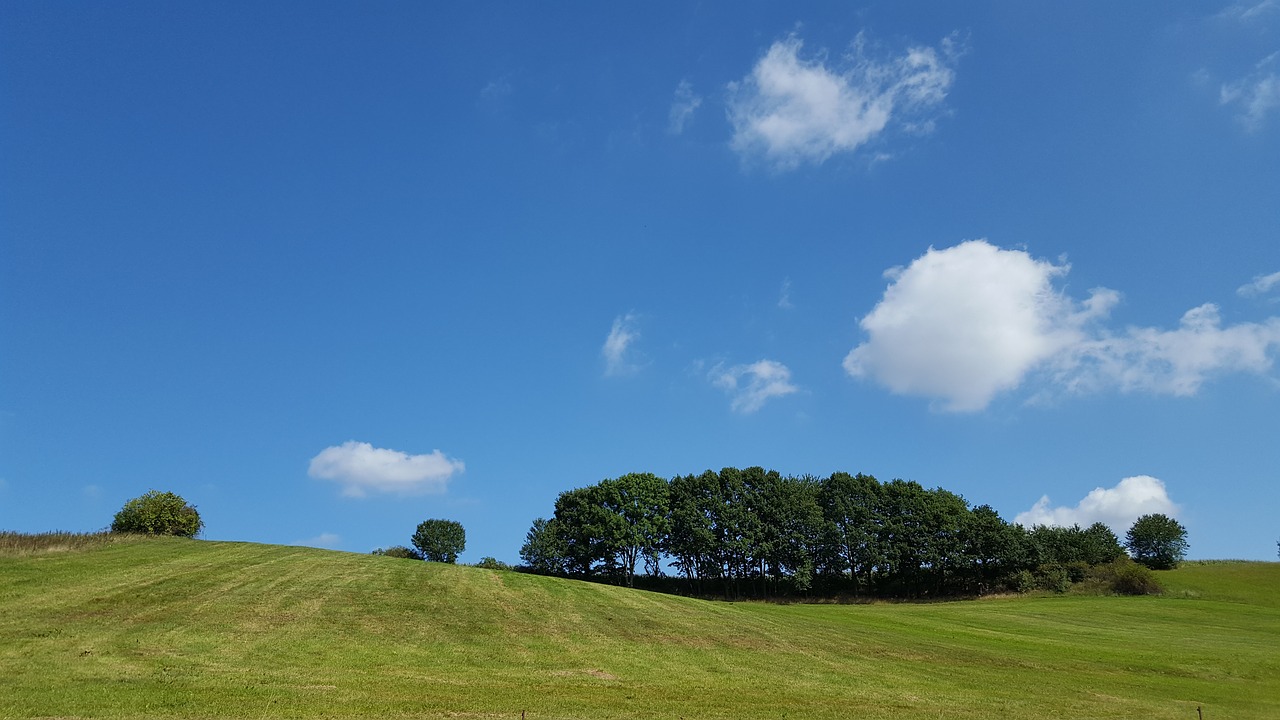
3, 2, 1278, 563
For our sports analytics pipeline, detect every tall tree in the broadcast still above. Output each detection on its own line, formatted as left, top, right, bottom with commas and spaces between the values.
817, 472, 884, 592
599, 472, 670, 586
411, 519, 466, 563
1125, 514, 1188, 570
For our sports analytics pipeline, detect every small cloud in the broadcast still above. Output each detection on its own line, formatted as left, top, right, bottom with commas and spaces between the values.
778, 277, 794, 309
668, 79, 703, 135
480, 76, 513, 101
82, 485, 103, 499
602, 313, 642, 376
296, 532, 342, 549
727, 32, 960, 170
308, 441, 464, 498
711, 359, 799, 413
1220, 52, 1280, 132
1238, 270, 1280, 297
845, 240, 1280, 410
1014, 476, 1179, 534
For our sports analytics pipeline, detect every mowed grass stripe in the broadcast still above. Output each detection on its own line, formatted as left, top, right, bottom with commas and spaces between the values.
1, 537, 1276, 719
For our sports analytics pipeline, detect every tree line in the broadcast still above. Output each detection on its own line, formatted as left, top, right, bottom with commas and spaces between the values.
520, 468, 1182, 599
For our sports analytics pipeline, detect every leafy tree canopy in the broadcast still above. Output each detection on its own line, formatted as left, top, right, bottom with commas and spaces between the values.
411, 519, 466, 563
111, 490, 203, 537
1125, 514, 1188, 570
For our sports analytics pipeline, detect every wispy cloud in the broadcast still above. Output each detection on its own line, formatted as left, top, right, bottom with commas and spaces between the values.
1220, 52, 1280, 132
1239, 270, 1280, 297
295, 532, 342, 549
727, 32, 959, 170
845, 240, 1280, 411
602, 313, 642, 376
668, 79, 702, 135
778, 277, 794, 309
1014, 476, 1178, 534
711, 359, 799, 413
308, 441, 464, 498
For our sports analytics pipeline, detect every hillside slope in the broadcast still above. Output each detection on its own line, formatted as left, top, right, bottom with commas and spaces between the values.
1, 538, 1277, 719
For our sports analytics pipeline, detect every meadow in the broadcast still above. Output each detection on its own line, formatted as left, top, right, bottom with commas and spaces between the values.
1, 534, 1276, 719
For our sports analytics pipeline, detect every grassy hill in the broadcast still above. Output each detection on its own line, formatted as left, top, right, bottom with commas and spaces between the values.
1, 536, 1277, 719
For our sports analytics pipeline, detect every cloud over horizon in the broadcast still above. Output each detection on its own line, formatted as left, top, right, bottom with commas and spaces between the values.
845, 240, 1280, 411
308, 441, 464, 497
1014, 475, 1179, 534
711, 359, 799, 413
727, 33, 958, 169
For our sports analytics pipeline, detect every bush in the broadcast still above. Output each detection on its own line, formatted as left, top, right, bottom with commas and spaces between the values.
474, 556, 512, 570
1035, 563, 1071, 593
111, 490, 203, 537
1091, 558, 1163, 595
372, 545, 423, 560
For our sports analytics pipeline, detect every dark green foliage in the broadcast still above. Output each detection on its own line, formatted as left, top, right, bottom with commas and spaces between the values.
110, 490, 203, 537
1125, 514, 1188, 570
474, 556, 512, 570
519, 517, 569, 575
1087, 558, 1164, 595
372, 546, 422, 560
411, 519, 466, 563
1029, 523, 1126, 567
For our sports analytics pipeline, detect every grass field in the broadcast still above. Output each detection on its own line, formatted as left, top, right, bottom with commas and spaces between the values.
1, 536, 1276, 719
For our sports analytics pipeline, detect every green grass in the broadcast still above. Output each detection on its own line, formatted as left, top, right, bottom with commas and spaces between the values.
1, 537, 1277, 719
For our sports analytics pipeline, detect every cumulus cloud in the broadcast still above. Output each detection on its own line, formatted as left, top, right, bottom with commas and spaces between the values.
711, 359, 799, 413
727, 33, 958, 169
1239, 270, 1280, 297
668, 79, 702, 134
1220, 52, 1280, 132
845, 240, 1280, 411
308, 441, 464, 498
1014, 476, 1179, 534
602, 313, 642, 376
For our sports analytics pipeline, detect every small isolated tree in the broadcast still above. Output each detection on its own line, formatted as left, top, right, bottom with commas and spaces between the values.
111, 490, 203, 537
411, 519, 465, 563
1125, 514, 1188, 570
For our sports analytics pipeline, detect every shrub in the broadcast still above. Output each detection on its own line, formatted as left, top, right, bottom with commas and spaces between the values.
1011, 569, 1036, 594
474, 556, 512, 570
372, 545, 423, 560
1035, 563, 1071, 593
111, 490, 203, 537
1090, 558, 1163, 595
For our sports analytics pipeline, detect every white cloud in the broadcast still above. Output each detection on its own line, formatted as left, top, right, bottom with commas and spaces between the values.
727, 33, 958, 169
296, 532, 342, 549
1220, 52, 1280, 132
711, 359, 799, 413
845, 240, 1280, 411
602, 313, 642, 376
668, 79, 702, 134
308, 441, 464, 498
1238, 270, 1280, 297
1014, 476, 1179, 534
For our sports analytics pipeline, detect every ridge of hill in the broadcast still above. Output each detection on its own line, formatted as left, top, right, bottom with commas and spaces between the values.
1, 537, 1277, 719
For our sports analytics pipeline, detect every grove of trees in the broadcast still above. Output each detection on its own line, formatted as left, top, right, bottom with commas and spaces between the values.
521, 468, 1162, 599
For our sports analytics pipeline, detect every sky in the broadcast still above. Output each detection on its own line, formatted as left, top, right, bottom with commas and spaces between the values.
2, 1, 1278, 563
